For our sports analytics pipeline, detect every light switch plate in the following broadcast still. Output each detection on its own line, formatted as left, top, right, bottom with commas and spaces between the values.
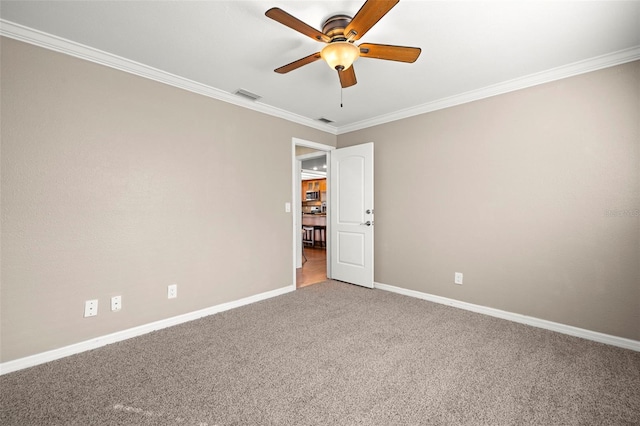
454, 272, 463, 285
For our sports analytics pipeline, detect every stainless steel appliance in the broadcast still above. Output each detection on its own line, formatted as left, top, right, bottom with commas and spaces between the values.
305, 191, 319, 201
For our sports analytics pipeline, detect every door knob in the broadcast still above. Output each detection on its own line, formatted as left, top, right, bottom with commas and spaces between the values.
366, 209, 374, 214
360, 221, 373, 226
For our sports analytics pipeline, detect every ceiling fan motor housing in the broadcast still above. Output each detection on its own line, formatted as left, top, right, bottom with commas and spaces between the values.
322, 14, 352, 40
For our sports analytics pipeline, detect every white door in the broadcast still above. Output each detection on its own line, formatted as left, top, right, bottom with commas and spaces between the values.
330, 143, 374, 288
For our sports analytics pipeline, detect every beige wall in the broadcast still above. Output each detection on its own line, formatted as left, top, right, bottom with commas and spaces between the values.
1, 36, 638, 364
338, 61, 640, 341
295, 146, 323, 156
0, 38, 336, 362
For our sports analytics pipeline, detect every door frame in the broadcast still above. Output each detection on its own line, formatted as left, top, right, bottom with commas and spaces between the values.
291, 137, 335, 289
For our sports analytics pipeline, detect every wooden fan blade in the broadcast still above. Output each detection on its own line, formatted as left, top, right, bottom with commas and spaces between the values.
338, 66, 357, 88
265, 8, 330, 43
359, 43, 421, 62
274, 52, 322, 74
344, 0, 399, 41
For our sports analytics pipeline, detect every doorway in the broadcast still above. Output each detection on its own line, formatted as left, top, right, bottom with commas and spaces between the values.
291, 139, 375, 290
291, 138, 334, 288
299, 152, 327, 287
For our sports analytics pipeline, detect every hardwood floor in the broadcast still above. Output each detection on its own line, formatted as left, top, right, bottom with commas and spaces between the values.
296, 246, 327, 288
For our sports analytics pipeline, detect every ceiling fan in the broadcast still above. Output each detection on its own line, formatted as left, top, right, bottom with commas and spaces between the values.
265, 0, 421, 88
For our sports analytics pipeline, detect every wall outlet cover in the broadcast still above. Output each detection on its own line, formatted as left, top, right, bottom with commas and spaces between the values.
84, 299, 98, 317
454, 272, 463, 285
168, 284, 177, 299
111, 295, 122, 311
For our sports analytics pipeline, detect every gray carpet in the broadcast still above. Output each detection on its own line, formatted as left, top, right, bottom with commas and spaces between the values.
1, 280, 639, 425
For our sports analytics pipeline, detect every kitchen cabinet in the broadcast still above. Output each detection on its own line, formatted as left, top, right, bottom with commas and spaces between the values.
304, 179, 326, 192
301, 178, 326, 202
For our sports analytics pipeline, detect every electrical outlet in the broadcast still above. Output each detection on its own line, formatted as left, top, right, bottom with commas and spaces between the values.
454, 272, 463, 285
168, 284, 177, 299
111, 295, 122, 311
84, 299, 98, 317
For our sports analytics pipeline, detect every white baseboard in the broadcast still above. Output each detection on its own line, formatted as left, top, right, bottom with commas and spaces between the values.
4, 282, 636, 375
374, 282, 640, 352
0, 284, 295, 375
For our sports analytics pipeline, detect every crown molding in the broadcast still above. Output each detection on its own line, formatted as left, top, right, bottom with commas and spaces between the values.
2, 19, 638, 136
337, 46, 640, 134
0, 19, 338, 135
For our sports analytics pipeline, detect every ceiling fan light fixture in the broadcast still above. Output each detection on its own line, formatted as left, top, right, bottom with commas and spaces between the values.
321, 41, 360, 71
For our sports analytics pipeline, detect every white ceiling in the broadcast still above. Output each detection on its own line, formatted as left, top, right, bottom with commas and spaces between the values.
1, 1, 639, 134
